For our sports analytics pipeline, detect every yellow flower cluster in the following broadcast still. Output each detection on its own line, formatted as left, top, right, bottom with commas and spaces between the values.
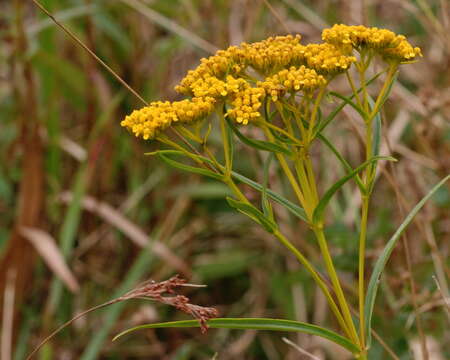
189, 75, 249, 99
260, 66, 327, 101
174, 47, 243, 96
379, 35, 422, 61
122, 24, 422, 140
121, 97, 216, 140
322, 24, 422, 61
238, 35, 303, 75
300, 43, 357, 74
226, 85, 265, 125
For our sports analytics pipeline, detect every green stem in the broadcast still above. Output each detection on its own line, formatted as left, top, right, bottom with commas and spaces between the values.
219, 111, 232, 176
262, 125, 310, 217
346, 70, 364, 111
358, 195, 370, 351
366, 64, 398, 123
304, 153, 319, 204
355, 61, 398, 354
314, 227, 360, 347
273, 230, 356, 343
307, 86, 327, 143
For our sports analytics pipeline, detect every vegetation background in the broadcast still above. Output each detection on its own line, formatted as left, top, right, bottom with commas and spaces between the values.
0, 0, 449, 359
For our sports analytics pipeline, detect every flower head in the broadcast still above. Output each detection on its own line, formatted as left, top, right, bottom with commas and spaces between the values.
322, 24, 422, 62
121, 97, 216, 140
260, 65, 327, 101
300, 43, 357, 75
226, 84, 265, 125
175, 47, 244, 95
239, 34, 303, 75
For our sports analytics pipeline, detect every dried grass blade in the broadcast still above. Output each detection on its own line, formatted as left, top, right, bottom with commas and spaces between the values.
20, 227, 80, 293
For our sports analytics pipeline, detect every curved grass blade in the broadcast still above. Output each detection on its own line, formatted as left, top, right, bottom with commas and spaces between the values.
364, 174, 450, 346
113, 318, 359, 353
312, 156, 396, 224
158, 152, 223, 181
226, 118, 292, 156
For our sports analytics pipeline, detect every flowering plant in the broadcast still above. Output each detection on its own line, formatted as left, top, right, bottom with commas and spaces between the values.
117, 24, 448, 359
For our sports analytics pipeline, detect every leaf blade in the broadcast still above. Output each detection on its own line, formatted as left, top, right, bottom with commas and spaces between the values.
113, 318, 359, 353
157, 152, 223, 181
312, 156, 395, 224
364, 174, 450, 346
230, 171, 308, 222
226, 118, 292, 156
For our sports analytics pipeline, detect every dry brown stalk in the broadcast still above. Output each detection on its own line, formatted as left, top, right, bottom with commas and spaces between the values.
26, 276, 217, 360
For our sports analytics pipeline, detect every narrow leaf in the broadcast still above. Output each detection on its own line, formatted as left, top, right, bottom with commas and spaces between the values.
226, 197, 278, 233
364, 174, 450, 346
317, 133, 365, 192
230, 171, 308, 222
158, 153, 223, 181
149, 151, 308, 222
329, 92, 366, 119
226, 118, 292, 156
312, 156, 395, 224
113, 318, 359, 353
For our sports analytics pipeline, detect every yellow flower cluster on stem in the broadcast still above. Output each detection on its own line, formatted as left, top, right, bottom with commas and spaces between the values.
121, 24, 421, 140
121, 97, 216, 140
322, 24, 422, 62
260, 65, 326, 101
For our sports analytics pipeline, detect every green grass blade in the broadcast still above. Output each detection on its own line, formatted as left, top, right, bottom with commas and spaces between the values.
312, 156, 396, 224
113, 318, 359, 353
364, 174, 450, 346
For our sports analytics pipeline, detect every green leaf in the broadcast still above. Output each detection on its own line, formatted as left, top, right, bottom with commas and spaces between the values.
317, 133, 365, 192
329, 92, 366, 119
148, 151, 308, 222
226, 197, 278, 233
113, 318, 360, 353
157, 152, 223, 181
364, 174, 450, 346
312, 156, 396, 224
226, 118, 292, 156
230, 171, 308, 222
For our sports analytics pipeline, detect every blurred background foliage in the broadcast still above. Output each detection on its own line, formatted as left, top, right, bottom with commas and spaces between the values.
0, 0, 449, 359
